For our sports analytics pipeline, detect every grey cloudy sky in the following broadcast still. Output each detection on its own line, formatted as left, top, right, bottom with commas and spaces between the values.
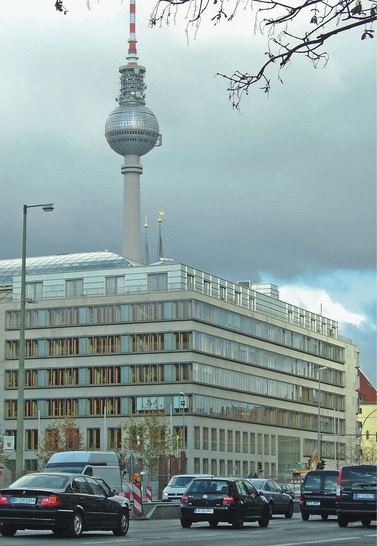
1, 1, 376, 385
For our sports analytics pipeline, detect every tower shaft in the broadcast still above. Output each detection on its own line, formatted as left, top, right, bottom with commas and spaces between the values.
121, 155, 142, 262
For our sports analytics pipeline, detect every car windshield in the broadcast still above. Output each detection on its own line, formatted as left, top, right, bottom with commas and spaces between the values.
168, 476, 195, 487
10, 474, 69, 490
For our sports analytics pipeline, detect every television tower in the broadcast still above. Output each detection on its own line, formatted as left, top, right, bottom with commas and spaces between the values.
105, 0, 161, 263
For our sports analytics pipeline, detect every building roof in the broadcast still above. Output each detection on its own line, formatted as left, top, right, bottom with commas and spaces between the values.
358, 368, 377, 403
0, 251, 134, 285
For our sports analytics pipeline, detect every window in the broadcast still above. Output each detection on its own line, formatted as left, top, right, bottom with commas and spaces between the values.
108, 427, 122, 450
106, 276, 125, 295
219, 429, 225, 452
87, 428, 100, 450
235, 431, 241, 453
211, 428, 217, 451
187, 274, 195, 290
148, 273, 167, 291
203, 427, 209, 450
26, 282, 43, 302
194, 426, 200, 449
66, 279, 84, 298
26, 429, 38, 450
227, 430, 233, 452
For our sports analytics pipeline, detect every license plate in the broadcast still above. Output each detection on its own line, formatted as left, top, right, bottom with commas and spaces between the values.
354, 493, 375, 500
11, 497, 36, 505
306, 501, 320, 506
194, 508, 214, 514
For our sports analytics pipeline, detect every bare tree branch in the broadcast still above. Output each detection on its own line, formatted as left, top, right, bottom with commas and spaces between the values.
150, 0, 377, 105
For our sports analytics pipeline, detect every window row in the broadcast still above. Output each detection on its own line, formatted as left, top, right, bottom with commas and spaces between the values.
193, 427, 277, 456
4, 394, 343, 436
5, 332, 191, 359
6, 300, 191, 329
6, 297, 342, 364
5, 360, 342, 410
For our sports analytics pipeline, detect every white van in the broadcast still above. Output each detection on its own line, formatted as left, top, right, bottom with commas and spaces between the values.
43, 451, 122, 493
162, 474, 213, 502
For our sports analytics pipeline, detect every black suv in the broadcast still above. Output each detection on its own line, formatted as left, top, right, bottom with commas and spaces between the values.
336, 464, 377, 527
300, 470, 339, 520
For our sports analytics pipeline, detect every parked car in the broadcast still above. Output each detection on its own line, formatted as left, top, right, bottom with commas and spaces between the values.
336, 464, 377, 527
279, 483, 295, 499
246, 478, 293, 518
300, 470, 339, 520
0, 472, 129, 538
180, 477, 270, 528
162, 474, 213, 502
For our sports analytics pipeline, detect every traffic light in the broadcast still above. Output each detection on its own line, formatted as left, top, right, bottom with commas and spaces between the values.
365, 430, 370, 440
317, 459, 326, 470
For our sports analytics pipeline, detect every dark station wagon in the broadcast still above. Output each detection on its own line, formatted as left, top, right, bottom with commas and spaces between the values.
180, 477, 270, 529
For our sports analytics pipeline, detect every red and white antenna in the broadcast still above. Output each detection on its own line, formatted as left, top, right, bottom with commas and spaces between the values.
128, 0, 138, 65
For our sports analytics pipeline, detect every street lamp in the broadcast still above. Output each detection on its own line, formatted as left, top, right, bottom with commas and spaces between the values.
16, 203, 54, 479
180, 392, 185, 450
317, 366, 327, 463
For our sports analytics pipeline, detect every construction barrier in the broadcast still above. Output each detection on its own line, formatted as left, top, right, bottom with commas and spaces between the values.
146, 485, 152, 503
133, 482, 142, 516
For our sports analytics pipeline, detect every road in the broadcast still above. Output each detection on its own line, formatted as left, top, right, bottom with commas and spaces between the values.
2, 514, 376, 546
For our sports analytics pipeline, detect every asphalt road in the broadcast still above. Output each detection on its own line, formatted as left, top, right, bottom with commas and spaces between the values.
1, 514, 376, 546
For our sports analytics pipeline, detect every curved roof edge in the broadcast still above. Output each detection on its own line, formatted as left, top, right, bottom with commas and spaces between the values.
0, 251, 136, 285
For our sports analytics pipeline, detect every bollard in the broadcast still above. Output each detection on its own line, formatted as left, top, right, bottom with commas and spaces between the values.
133, 481, 142, 516
146, 485, 152, 503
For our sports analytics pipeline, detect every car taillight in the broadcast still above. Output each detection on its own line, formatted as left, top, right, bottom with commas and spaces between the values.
222, 495, 235, 505
40, 495, 62, 507
0, 495, 9, 505
181, 494, 188, 504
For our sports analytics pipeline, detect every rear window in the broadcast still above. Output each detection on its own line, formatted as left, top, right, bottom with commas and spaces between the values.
10, 474, 69, 490
187, 480, 228, 494
323, 474, 338, 491
341, 466, 377, 486
303, 474, 321, 490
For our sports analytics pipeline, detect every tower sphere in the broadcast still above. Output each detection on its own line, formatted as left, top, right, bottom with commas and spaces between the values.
105, 102, 160, 157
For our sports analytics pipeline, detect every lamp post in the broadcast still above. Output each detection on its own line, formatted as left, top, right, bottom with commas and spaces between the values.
180, 392, 185, 450
15, 203, 54, 479
317, 366, 327, 463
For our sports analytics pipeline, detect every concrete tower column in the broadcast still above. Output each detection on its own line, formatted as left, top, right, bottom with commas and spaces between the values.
121, 154, 143, 261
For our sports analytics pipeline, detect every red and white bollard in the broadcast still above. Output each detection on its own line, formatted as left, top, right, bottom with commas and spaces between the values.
146, 485, 152, 503
133, 482, 142, 516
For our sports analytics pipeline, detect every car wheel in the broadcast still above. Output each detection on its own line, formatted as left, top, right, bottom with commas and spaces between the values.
0, 524, 17, 537
361, 518, 371, 527
285, 502, 293, 519
209, 520, 219, 527
321, 514, 328, 521
180, 518, 192, 528
338, 515, 348, 527
258, 516, 269, 528
66, 511, 84, 537
301, 511, 310, 521
113, 510, 129, 536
